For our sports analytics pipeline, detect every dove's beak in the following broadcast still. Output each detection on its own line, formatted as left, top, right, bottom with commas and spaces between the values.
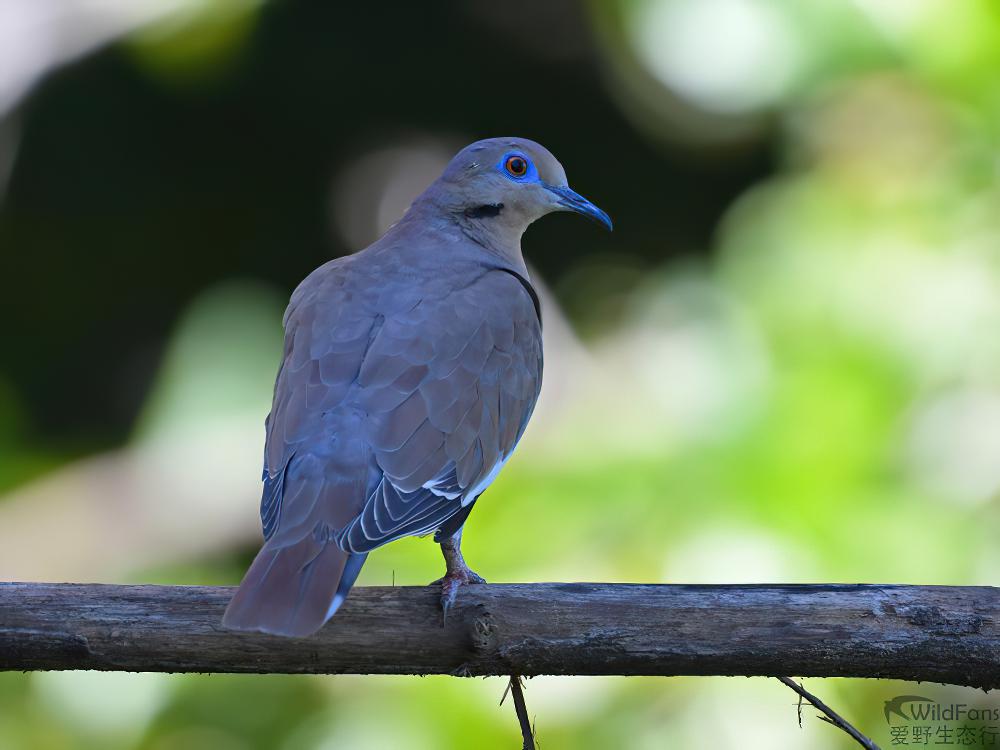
544, 184, 613, 231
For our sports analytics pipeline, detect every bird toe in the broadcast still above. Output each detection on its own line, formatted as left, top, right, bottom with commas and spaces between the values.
440, 578, 461, 626
434, 568, 487, 626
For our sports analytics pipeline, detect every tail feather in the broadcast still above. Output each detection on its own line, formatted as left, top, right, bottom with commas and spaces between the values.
223, 536, 365, 637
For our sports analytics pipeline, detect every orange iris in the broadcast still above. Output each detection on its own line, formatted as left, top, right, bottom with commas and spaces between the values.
505, 156, 528, 177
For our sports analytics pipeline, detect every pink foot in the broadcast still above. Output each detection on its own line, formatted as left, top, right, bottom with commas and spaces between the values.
431, 567, 486, 624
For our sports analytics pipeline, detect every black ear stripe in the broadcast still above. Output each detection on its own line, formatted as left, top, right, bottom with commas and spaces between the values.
465, 203, 504, 219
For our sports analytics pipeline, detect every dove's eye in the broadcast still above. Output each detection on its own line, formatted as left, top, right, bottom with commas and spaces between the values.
504, 155, 529, 178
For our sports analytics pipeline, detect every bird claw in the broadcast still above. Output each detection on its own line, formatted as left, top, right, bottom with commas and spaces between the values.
431, 568, 487, 626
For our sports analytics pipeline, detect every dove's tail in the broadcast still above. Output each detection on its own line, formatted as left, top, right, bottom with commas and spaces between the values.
222, 536, 367, 637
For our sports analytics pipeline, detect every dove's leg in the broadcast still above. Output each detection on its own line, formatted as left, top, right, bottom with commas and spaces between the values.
431, 528, 486, 622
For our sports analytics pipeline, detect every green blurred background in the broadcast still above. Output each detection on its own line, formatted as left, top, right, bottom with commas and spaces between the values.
1, 0, 999, 748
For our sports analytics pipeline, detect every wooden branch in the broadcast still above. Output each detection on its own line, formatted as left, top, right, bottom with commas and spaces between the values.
1, 582, 997, 688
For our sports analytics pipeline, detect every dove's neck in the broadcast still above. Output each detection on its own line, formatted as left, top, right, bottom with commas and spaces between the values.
454, 213, 529, 272
407, 188, 531, 276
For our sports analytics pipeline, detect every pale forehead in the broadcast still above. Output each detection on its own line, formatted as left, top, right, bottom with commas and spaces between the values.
448, 137, 568, 185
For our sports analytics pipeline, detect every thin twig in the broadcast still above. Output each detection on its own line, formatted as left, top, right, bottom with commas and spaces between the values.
776, 676, 880, 750
506, 674, 536, 750
499, 679, 512, 706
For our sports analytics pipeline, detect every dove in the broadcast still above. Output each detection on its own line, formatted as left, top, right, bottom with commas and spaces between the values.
223, 137, 612, 636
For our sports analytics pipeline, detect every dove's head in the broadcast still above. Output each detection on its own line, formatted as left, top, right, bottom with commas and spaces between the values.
425, 137, 612, 244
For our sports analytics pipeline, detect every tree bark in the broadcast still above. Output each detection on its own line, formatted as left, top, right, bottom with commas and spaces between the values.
1, 582, 997, 689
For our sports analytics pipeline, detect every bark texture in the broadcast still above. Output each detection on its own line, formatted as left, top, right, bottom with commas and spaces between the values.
1, 582, 997, 688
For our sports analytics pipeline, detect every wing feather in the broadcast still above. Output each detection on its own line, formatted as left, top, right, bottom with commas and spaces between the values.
260, 261, 542, 563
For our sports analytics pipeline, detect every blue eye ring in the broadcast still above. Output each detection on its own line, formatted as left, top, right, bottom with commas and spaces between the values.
496, 151, 538, 182
504, 154, 529, 178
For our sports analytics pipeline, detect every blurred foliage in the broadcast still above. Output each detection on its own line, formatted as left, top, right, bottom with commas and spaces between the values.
2, 0, 1000, 748
125, 0, 264, 83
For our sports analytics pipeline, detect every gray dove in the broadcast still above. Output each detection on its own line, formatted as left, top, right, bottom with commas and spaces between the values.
223, 137, 612, 637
